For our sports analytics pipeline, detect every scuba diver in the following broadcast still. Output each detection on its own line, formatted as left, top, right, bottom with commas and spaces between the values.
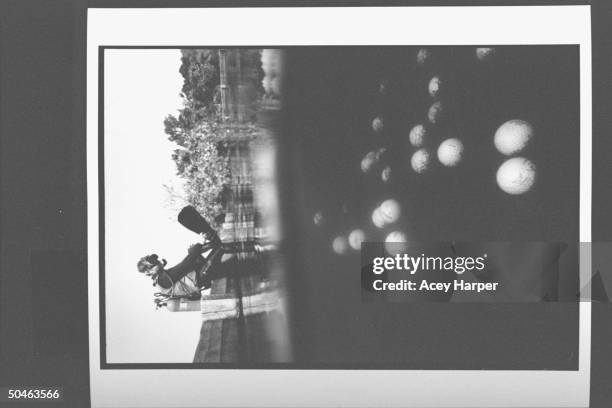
136, 206, 225, 309
137, 205, 276, 309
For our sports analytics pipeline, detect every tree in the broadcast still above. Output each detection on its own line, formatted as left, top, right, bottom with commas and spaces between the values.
174, 121, 231, 225
163, 50, 221, 146
164, 49, 266, 225
179, 49, 219, 113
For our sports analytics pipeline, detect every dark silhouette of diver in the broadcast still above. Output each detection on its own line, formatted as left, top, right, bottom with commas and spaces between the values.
136, 206, 226, 308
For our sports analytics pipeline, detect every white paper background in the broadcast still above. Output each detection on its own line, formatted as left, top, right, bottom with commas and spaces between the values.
88, 6, 591, 408
103, 49, 205, 364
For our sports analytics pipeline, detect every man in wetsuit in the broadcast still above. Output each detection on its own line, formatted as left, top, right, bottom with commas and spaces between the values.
136, 206, 224, 302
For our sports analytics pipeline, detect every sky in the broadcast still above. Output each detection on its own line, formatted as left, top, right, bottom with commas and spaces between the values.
104, 49, 204, 363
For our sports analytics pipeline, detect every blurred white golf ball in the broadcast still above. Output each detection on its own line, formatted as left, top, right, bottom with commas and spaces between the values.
476, 47, 496, 61
381, 166, 392, 183
411, 148, 431, 174
361, 153, 375, 173
409, 124, 426, 147
361, 148, 386, 173
496, 157, 537, 195
361, 151, 377, 173
348, 229, 366, 250
494, 119, 534, 156
437, 138, 464, 167
428, 76, 442, 98
313, 211, 324, 226
416, 48, 431, 65
385, 231, 409, 256
372, 117, 384, 133
332, 236, 349, 255
380, 199, 401, 224
372, 207, 386, 228
428, 101, 443, 124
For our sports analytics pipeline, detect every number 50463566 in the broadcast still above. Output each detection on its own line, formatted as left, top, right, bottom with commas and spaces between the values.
1, 387, 62, 401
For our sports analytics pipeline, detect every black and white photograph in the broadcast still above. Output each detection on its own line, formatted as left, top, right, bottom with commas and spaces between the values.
101, 44, 581, 367
86, 6, 592, 408
102, 48, 290, 365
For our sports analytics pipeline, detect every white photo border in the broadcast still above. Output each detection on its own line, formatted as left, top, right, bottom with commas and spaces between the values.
88, 6, 591, 407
